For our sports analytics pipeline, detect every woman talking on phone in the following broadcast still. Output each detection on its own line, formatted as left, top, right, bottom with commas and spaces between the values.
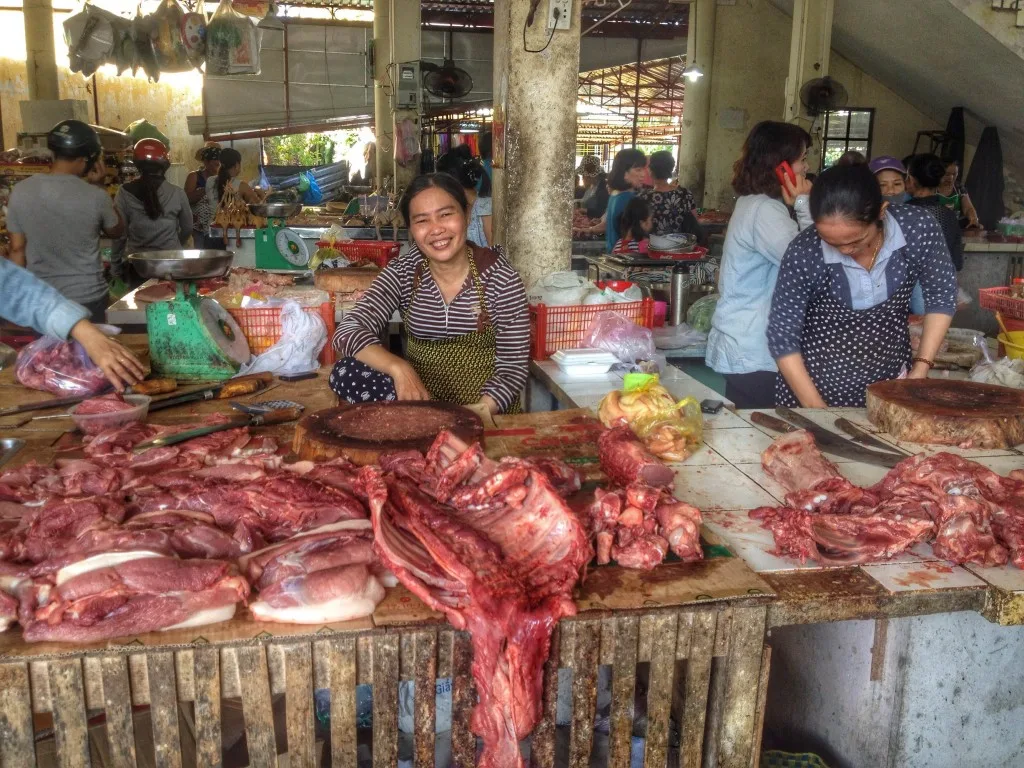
705, 121, 813, 408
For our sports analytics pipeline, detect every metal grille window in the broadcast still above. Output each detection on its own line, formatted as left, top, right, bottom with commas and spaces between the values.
822, 108, 875, 169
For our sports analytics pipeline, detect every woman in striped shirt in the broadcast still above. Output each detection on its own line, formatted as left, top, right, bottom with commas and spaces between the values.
331, 173, 530, 415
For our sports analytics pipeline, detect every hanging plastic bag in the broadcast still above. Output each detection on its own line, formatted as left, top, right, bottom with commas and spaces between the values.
146, 0, 193, 73
206, 0, 262, 76
232, 0, 275, 18
583, 311, 655, 364
124, 119, 171, 150
685, 293, 718, 334
302, 172, 324, 205
15, 330, 121, 396
238, 301, 326, 376
395, 118, 421, 166
182, 0, 207, 66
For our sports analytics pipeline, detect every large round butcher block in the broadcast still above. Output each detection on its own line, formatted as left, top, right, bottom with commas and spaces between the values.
293, 401, 484, 464
866, 379, 1024, 449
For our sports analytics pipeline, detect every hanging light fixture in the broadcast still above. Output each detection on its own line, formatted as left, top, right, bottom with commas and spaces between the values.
683, 2, 704, 82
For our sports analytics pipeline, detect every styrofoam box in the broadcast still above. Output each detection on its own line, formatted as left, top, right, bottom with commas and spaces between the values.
551, 348, 620, 376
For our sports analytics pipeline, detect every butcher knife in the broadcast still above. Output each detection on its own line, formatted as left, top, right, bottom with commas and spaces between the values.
147, 373, 273, 413
0, 378, 177, 420
833, 417, 911, 456
773, 407, 905, 468
132, 406, 303, 452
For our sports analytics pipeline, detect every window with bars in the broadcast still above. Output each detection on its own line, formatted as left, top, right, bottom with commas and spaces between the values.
821, 108, 875, 169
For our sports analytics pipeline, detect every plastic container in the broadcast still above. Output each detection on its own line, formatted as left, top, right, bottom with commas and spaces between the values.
314, 240, 400, 269
227, 302, 336, 365
649, 245, 709, 261
979, 287, 1024, 320
998, 332, 1024, 360
550, 348, 620, 376
70, 394, 151, 435
529, 299, 655, 360
653, 301, 667, 327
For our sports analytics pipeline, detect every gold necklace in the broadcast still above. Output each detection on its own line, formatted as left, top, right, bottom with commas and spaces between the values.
866, 225, 884, 271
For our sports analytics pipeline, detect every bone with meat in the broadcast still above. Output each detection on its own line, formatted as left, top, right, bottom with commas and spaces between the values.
369, 431, 592, 768
751, 431, 1024, 567
598, 426, 675, 488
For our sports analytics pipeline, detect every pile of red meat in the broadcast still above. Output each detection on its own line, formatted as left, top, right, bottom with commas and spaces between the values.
750, 430, 1024, 568
579, 427, 703, 569
0, 417, 386, 641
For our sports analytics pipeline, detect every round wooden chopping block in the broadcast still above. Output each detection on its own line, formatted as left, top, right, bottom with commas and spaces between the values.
293, 401, 484, 464
866, 378, 1024, 449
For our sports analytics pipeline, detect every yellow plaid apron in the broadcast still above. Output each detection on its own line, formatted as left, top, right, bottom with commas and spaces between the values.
404, 251, 521, 413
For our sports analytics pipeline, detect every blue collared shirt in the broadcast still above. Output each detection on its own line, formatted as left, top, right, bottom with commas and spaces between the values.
0, 258, 89, 340
820, 210, 907, 310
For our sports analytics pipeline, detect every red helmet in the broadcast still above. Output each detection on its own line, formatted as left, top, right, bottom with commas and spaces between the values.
133, 138, 169, 166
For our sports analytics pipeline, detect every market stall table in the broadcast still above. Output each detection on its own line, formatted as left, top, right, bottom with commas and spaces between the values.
0, 342, 776, 767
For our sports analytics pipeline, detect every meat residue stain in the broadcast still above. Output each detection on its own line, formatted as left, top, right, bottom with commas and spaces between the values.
893, 567, 947, 589
582, 566, 623, 599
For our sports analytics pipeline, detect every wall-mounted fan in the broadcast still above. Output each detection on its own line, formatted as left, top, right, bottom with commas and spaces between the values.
421, 59, 474, 100
800, 76, 849, 116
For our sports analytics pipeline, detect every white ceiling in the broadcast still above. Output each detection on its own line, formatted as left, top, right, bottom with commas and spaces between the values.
768, 0, 1024, 169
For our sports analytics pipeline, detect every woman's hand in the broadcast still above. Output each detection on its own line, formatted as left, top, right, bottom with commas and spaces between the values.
781, 173, 813, 207
70, 321, 146, 392
907, 361, 932, 379
466, 397, 498, 427
388, 359, 431, 401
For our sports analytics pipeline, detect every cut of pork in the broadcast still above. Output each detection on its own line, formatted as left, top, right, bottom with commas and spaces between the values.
760, 429, 842, 492
367, 432, 592, 768
598, 426, 674, 487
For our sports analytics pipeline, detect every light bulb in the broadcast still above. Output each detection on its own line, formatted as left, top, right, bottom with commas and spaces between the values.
683, 64, 704, 83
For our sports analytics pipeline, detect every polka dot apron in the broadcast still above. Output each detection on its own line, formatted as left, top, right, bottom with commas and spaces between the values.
776, 277, 915, 408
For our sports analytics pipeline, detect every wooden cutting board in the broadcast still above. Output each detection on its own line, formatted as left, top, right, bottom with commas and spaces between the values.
866, 379, 1024, 449
292, 401, 484, 464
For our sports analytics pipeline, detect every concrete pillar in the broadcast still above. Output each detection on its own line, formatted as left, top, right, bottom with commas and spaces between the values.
783, 0, 834, 169
24, 0, 59, 101
677, 0, 716, 206
492, 0, 582, 289
373, 0, 420, 193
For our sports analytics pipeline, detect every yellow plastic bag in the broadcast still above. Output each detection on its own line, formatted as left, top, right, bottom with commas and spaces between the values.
597, 377, 703, 461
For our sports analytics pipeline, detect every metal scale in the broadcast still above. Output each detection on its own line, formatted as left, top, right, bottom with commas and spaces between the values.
251, 200, 311, 271
128, 250, 251, 381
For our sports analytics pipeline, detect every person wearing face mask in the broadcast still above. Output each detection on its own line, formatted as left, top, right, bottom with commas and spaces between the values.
869, 156, 910, 205
767, 164, 956, 408
906, 153, 964, 272
705, 121, 814, 408
330, 173, 529, 417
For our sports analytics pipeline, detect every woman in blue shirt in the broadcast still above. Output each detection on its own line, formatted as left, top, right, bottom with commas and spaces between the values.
705, 121, 813, 408
578, 149, 647, 251
767, 164, 956, 408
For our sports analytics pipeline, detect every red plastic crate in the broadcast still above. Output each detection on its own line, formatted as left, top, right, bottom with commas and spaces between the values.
227, 302, 336, 366
979, 287, 1024, 321
529, 299, 655, 360
316, 240, 400, 269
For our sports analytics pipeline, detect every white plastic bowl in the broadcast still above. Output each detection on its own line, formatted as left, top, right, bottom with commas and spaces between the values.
70, 394, 151, 435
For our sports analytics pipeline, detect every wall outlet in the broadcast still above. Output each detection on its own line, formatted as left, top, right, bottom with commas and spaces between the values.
547, 0, 572, 30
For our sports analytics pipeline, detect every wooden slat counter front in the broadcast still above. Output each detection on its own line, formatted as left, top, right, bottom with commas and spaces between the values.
0, 346, 774, 767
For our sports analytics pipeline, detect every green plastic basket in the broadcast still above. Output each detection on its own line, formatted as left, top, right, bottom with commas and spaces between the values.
761, 751, 830, 768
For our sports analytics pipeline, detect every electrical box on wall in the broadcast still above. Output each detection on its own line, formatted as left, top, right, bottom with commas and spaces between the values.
396, 61, 420, 110
547, 0, 572, 30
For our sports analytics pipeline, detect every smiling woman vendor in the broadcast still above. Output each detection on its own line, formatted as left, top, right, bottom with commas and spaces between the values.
766, 164, 957, 408
330, 173, 529, 415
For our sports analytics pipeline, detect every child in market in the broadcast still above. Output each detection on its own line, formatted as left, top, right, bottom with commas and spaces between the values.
611, 197, 653, 254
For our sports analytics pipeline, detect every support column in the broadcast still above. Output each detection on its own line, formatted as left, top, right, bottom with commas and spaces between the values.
676, 0, 716, 206
492, 0, 582, 289
24, 0, 59, 101
373, 0, 420, 193
372, 0, 395, 186
783, 0, 834, 169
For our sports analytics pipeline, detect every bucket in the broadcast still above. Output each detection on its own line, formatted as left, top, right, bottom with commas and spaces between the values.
997, 332, 1024, 360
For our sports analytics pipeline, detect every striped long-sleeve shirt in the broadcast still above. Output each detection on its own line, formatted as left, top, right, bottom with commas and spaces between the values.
332, 244, 530, 412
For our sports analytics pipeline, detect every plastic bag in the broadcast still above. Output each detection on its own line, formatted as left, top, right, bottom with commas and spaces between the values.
124, 119, 171, 149
686, 293, 718, 334
598, 378, 702, 461
583, 311, 655, 364
653, 323, 707, 350
147, 0, 193, 73
206, 0, 261, 76
302, 172, 324, 205
528, 272, 588, 306
15, 335, 114, 396
238, 301, 326, 376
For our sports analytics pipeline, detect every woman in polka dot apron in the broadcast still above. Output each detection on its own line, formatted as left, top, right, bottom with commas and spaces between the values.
766, 164, 958, 408
329, 173, 530, 418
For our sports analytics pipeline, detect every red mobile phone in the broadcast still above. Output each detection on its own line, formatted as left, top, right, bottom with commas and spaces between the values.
775, 160, 797, 188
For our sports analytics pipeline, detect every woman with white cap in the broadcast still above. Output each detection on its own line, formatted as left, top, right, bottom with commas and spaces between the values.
184, 141, 221, 248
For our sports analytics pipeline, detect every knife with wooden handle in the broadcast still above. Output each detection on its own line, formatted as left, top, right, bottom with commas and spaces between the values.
133, 406, 302, 452
774, 407, 906, 468
750, 411, 799, 434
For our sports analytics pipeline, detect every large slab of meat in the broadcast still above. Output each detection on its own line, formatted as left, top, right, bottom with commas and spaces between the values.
369, 431, 592, 768
750, 430, 1024, 568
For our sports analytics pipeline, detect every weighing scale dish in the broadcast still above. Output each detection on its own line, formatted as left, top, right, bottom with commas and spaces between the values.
249, 202, 302, 219
129, 250, 233, 280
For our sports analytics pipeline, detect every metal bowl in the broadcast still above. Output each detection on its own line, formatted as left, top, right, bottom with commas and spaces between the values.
248, 201, 303, 219
128, 250, 234, 280
650, 233, 697, 252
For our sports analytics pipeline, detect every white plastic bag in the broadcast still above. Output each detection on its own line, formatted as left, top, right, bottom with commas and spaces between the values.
583, 311, 655, 364
239, 301, 326, 375
528, 272, 588, 306
653, 323, 707, 350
